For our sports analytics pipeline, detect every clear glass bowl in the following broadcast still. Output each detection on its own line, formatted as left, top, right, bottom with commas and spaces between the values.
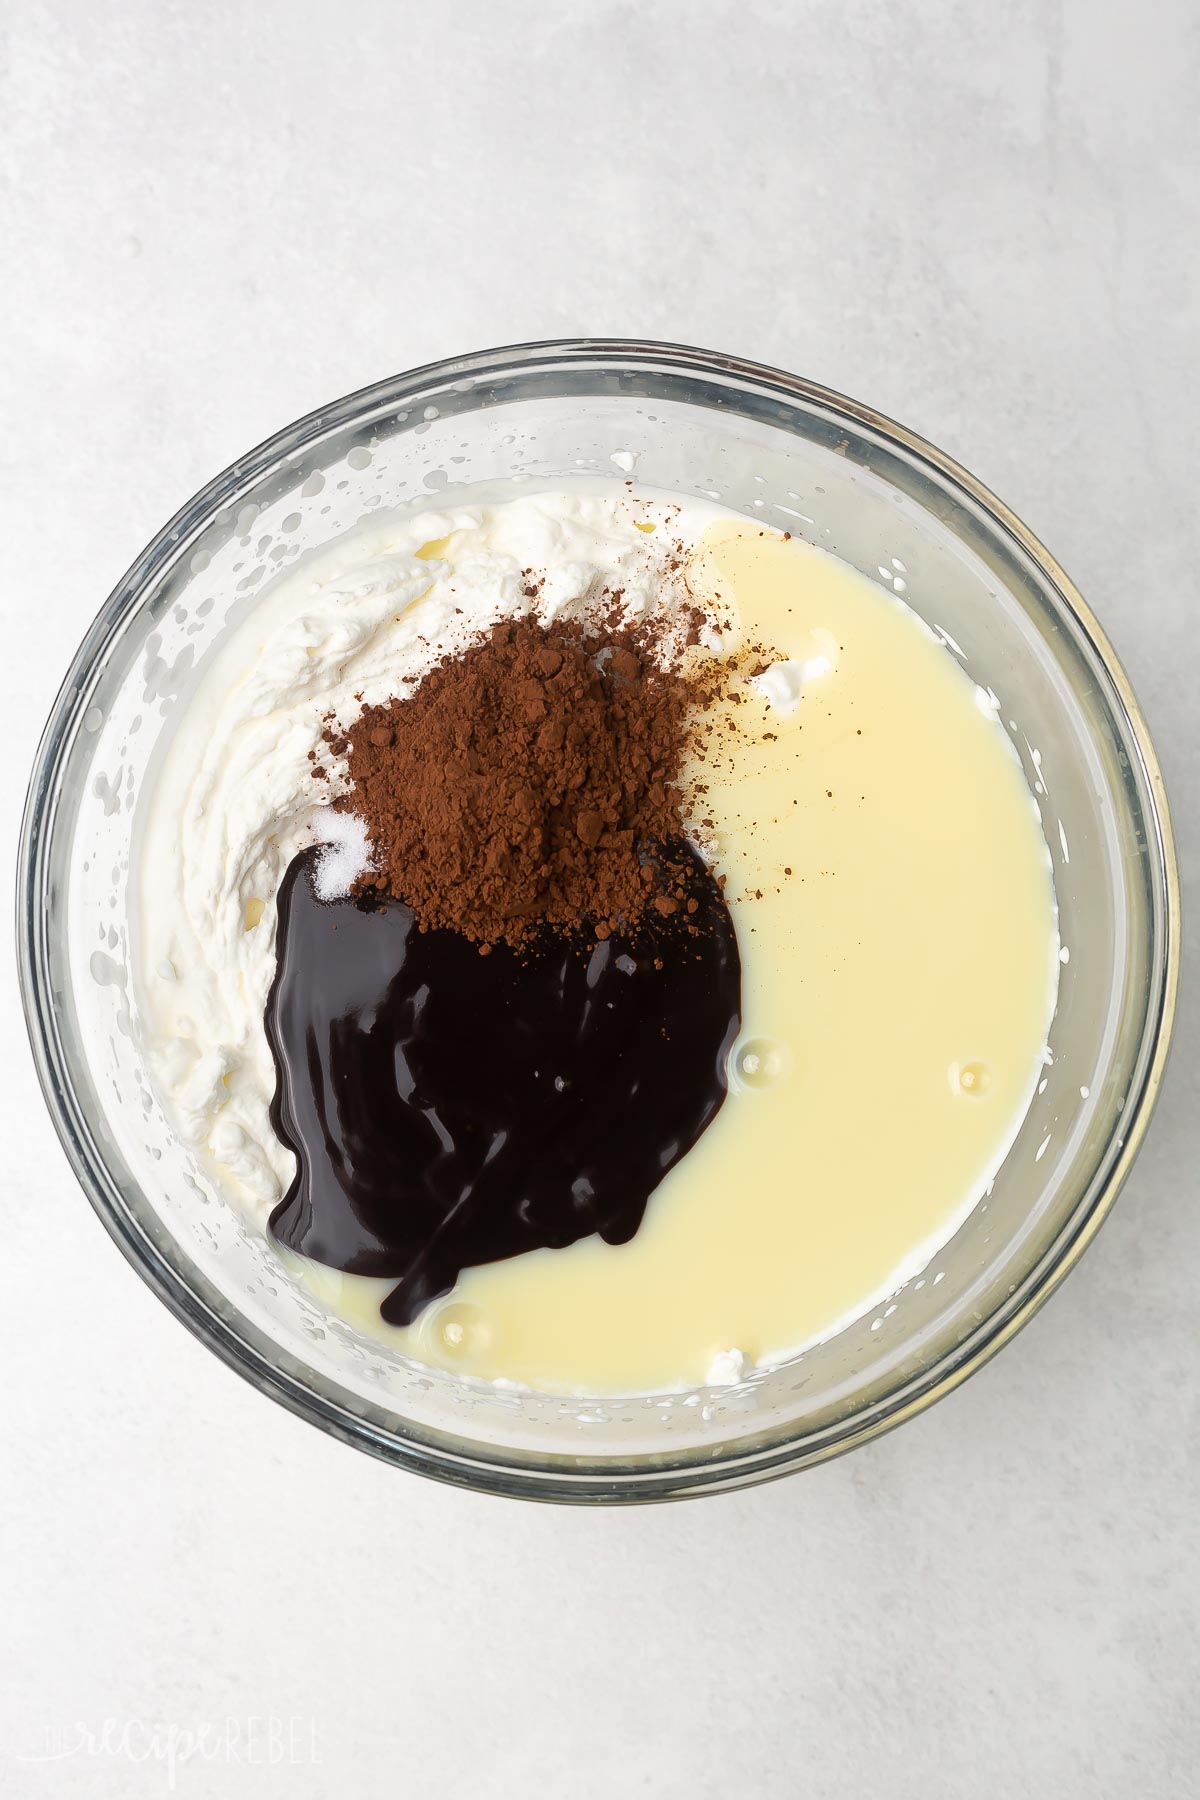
17, 340, 1180, 1502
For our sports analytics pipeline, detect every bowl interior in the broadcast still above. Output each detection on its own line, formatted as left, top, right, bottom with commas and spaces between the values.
22, 345, 1176, 1497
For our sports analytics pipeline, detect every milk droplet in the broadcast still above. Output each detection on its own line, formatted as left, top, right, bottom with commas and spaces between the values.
729, 1037, 791, 1092
422, 1301, 494, 1364
954, 1060, 993, 1098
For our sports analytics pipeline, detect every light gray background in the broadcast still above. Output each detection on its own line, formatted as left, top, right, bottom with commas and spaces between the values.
2, 2, 1197, 1796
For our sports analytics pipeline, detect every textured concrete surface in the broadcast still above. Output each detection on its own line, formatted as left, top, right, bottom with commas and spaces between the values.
1, 2, 1197, 1795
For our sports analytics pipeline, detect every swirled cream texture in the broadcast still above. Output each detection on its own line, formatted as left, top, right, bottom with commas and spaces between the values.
135, 486, 1059, 1394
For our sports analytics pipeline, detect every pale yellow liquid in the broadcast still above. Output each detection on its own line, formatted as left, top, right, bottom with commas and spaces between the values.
298, 525, 1058, 1393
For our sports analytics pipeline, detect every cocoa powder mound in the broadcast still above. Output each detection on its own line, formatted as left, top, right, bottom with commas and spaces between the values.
332, 616, 710, 948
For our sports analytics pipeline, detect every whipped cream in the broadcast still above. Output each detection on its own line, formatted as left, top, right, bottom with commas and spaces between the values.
705, 1348, 752, 1386
135, 487, 726, 1217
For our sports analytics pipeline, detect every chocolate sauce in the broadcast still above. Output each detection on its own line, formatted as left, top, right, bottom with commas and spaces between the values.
266, 844, 741, 1325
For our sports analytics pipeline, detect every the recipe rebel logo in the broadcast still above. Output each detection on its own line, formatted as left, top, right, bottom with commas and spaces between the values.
13, 1715, 321, 1789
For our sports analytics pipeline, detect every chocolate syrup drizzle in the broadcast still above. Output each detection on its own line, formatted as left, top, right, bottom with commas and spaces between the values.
266, 843, 741, 1325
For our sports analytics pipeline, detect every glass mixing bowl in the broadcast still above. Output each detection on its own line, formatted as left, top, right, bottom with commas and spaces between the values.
17, 340, 1180, 1502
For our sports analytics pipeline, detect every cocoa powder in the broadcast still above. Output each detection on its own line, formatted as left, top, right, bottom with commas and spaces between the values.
332, 616, 716, 949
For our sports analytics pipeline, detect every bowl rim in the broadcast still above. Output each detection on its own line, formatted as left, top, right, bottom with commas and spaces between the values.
16, 336, 1182, 1503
